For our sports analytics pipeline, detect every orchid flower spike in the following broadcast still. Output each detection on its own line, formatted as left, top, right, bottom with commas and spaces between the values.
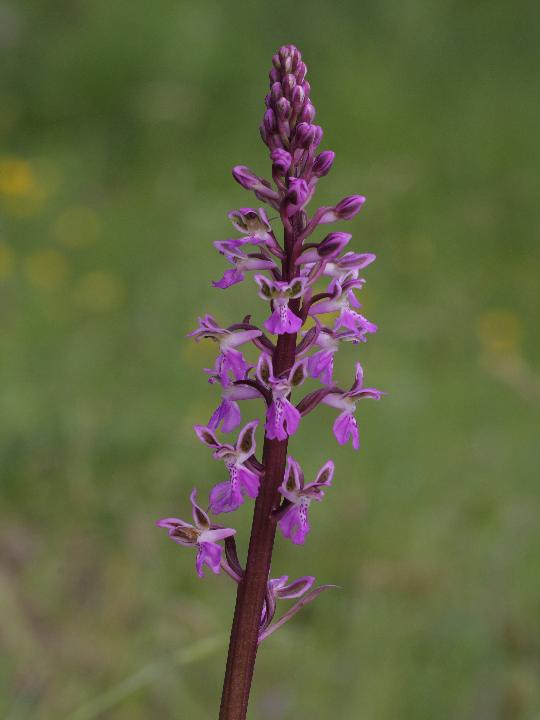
254, 275, 308, 335
188, 315, 262, 380
156, 489, 236, 578
157, 46, 384, 704
256, 353, 307, 441
322, 362, 383, 449
278, 457, 334, 544
194, 421, 261, 514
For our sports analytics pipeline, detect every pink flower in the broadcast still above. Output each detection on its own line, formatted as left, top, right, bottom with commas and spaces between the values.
322, 363, 383, 449
194, 421, 261, 514
156, 490, 236, 578
256, 353, 307, 441
278, 457, 334, 544
254, 275, 307, 335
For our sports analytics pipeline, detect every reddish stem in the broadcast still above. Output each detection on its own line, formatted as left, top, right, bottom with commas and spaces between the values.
218, 225, 299, 720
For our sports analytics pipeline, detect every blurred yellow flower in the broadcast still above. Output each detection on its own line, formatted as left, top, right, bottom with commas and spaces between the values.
53, 206, 100, 248
23, 249, 69, 290
0, 156, 35, 197
0, 241, 15, 280
476, 309, 522, 354
0, 156, 46, 215
74, 271, 124, 311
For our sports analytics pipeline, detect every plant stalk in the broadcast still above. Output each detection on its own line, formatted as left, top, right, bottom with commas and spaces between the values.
218, 226, 298, 720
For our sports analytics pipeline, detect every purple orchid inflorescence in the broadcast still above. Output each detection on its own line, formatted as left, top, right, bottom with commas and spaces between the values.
156, 44, 383, 719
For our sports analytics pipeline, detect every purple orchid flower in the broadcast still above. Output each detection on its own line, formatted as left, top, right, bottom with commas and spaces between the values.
226, 208, 284, 258
205, 358, 260, 433
256, 353, 307, 441
228, 207, 272, 239
323, 251, 376, 290
295, 232, 352, 266
283, 177, 313, 216
188, 315, 262, 380
309, 280, 377, 341
254, 275, 308, 335
194, 421, 261, 514
212, 243, 277, 290
304, 325, 370, 385
322, 362, 383, 449
306, 327, 339, 385
156, 489, 236, 578
261, 574, 315, 628
278, 456, 334, 544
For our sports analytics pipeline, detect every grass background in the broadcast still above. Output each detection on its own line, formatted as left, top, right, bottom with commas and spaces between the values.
1, 1, 539, 718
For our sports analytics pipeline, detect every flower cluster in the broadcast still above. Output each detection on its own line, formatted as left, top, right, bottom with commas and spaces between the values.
157, 44, 382, 641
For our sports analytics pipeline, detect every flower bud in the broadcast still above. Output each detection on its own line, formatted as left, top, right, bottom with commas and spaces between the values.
284, 177, 311, 216
294, 122, 315, 148
264, 109, 277, 134
295, 62, 307, 84
298, 101, 316, 124
291, 85, 305, 110
275, 97, 291, 120
232, 165, 261, 190
334, 195, 366, 220
313, 151, 335, 177
271, 149, 292, 175
312, 125, 323, 148
318, 232, 352, 258
282, 74, 296, 98
271, 81, 282, 103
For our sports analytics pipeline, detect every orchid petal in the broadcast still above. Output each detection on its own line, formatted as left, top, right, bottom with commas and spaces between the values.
235, 419, 259, 460
209, 481, 245, 514
332, 411, 359, 449
196, 541, 222, 577
190, 488, 211, 529
194, 425, 222, 449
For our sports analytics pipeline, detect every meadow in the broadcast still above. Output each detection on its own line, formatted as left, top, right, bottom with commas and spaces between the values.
1, 1, 539, 718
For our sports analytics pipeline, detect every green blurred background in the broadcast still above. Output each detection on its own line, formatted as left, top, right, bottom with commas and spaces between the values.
1, 1, 539, 718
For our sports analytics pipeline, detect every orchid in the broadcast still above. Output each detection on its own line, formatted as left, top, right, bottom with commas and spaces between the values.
260, 574, 315, 629
212, 243, 277, 290
205, 359, 260, 433
323, 250, 377, 289
194, 421, 261, 514
157, 45, 383, 720
156, 489, 236, 578
254, 274, 307, 335
226, 207, 284, 258
256, 353, 307, 441
188, 315, 261, 380
278, 457, 334, 544
323, 362, 384, 449
309, 279, 378, 341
